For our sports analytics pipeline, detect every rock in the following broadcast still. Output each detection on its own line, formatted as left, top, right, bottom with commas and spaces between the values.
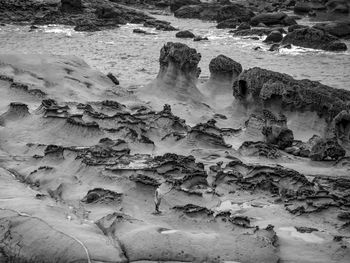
264, 30, 283, 43
233, 27, 286, 37
288, 24, 309, 32
282, 27, 347, 51
237, 22, 251, 30
310, 138, 346, 161
313, 21, 350, 38
175, 30, 195, 38
170, 0, 201, 12
268, 43, 280, 51
209, 55, 243, 78
250, 12, 295, 26
175, 3, 254, 22
193, 36, 208, 41
216, 18, 239, 29
262, 125, 294, 149
238, 141, 282, 159
82, 188, 122, 204
107, 72, 120, 85
61, 0, 82, 12
233, 67, 350, 125
294, 2, 312, 13
326, 0, 349, 13
281, 44, 292, 49
144, 19, 178, 31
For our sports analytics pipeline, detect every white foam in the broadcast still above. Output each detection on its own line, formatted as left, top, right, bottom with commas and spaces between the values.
161, 229, 178, 234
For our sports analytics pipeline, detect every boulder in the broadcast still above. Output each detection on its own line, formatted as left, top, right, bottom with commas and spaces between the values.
262, 125, 294, 149
176, 30, 195, 38
193, 36, 208, 41
313, 21, 350, 38
326, 0, 349, 13
288, 24, 309, 32
174, 5, 203, 19
293, 2, 312, 13
216, 18, 239, 29
170, 0, 201, 12
268, 43, 280, 51
310, 138, 346, 161
264, 30, 283, 43
250, 12, 296, 26
209, 55, 243, 79
282, 27, 347, 51
215, 4, 255, 22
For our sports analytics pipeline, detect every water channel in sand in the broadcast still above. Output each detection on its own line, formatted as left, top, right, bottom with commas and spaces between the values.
0, 14, 349, 91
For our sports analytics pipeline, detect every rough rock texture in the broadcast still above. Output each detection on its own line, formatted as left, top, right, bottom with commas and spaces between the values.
0, 0, 175, 32
174, 3, 254, 22
313, 21, 350, 38
262, 125, 294, 149
233, 67, 350, 124
282, 27, 348, 51
310, 137, 346, 161
170, 0, 201, 12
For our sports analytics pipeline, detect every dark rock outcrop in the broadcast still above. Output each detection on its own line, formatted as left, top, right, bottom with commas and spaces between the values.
313, 21, 350, 38
61, 0, 82, 12
233, 67, 350, 124
250, 12, 296, 27
175, 30, 195, 38
107, 72, 120, 85
282, 27, 347, 51
262, 125, 294, 150
264, 30, 283, 43
216, 18, 239, 29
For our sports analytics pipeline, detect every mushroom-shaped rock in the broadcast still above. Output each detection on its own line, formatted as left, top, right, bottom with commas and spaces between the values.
176, 30, 195, 38
282, 27, 347, 51
202, 55, 242, 106
144, 42, 204, 103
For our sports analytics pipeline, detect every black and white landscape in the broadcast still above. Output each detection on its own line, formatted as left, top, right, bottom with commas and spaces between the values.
0, 0, 350, 262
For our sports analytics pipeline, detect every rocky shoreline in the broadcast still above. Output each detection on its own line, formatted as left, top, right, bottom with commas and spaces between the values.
0, 1, 350, 263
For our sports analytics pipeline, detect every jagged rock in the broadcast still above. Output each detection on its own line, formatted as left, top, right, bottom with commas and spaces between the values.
250, 12, 296, 26
107, 72, 120, 85
313, 21, 350, 38
264, 30, 283, 43
176, 30, 195, 38
61, 0, 82, 12
0, 102, 30, 125
282, 27, 347, 51
239, 141, 282, 159
262, 125, 294, 150
81, 188, 123, 204
209, 54, 243, 79
333, 110, 350, 145
233, 67, 350, 123
170, 0, 201, 12
44, 145, 64, 157
310, 138, 346, 161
